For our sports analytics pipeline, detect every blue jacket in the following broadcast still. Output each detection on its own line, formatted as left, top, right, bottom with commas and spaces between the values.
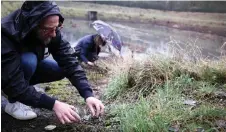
1, 1, 93, 110
74, 34, 100, 63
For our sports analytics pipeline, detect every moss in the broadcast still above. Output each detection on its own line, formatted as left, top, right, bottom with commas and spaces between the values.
45, 79, 83, 105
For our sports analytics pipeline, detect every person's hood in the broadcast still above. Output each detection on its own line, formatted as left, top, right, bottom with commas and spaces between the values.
1, 1, 64, 42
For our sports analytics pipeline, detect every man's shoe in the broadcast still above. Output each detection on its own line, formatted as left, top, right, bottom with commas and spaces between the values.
4, 102, 37, 120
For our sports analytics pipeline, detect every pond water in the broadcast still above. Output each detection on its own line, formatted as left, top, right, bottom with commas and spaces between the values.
61, 19, 226, 60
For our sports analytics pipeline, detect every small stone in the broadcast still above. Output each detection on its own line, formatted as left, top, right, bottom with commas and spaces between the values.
44, 125, 56, 131
168, 126, 179, 132
184, 99, 197, 106
83, 115, 91, 121
172, 24, 179, 28
74, 108, 79, 114
196, 127, 204, 132
215, 91, 226, 98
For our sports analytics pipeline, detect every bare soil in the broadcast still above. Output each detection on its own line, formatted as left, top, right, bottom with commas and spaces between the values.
1, 67, 117, 132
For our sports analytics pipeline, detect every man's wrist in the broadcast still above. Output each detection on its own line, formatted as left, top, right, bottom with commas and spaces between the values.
83, 91, 94, 101
39, 94, 56, 110
53, 100, 59, 111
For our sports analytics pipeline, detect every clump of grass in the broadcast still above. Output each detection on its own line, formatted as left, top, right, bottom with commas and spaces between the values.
104, 47, 226, 100
85, 68, 106, 82
101, 55, 134, 100
110, 75, 226, 132
111, 78, 186, 131
81, 63, 109, 85
103, 55, 193, 100
127, 57, 186, 96
182, 105, 226, 131
166, 38, 226, 84
104, 71, 129, 100
199, 61, 226, 84
103, 46, 226, 131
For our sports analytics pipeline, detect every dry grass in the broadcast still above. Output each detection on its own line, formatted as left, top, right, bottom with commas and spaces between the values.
103, 43, 226, 131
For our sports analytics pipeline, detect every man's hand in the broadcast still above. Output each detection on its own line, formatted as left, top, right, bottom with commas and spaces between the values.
87, 61, 95, 66
86, 97, 105, 117
53, 100, 81, 124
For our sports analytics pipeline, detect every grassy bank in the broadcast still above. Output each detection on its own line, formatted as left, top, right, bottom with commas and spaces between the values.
2, 1, 226, 36
102, 53, 226, 131
1, 1, 226, 131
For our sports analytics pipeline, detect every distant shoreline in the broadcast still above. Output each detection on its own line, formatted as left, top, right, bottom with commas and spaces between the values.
58, 2, 226, 37
63, 16, 226, 37
2, 1, 226, 37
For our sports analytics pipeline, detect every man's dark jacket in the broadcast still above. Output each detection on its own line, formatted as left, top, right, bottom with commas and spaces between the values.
1, 1, 93, 110
74, 34, 100, 63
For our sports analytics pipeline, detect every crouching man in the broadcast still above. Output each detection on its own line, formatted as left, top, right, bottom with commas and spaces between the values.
1, 1, 104, 124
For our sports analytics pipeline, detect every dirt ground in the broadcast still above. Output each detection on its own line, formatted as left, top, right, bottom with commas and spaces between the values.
1, 109, 108, 132
1, 67, 117, 132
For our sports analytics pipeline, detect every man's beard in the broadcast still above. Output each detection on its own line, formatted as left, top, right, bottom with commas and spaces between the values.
36, 30, 52, 45
42, 38, 51, 45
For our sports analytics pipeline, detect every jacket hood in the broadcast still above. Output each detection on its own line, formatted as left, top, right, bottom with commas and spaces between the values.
2, 1, 64, 42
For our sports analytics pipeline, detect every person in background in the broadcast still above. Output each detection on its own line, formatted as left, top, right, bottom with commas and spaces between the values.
1, 1, 104, 124
74, 34, 107, 66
